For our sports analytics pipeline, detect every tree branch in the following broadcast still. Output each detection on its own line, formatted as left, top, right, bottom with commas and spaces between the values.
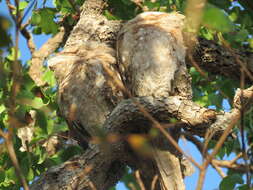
28, 27, 66, 86
192, 37, 253, 83
30, 85, 253, 189
30, 144, 126, 190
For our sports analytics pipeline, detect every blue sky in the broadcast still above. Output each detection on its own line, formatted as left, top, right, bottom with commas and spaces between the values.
0, 1, 232, 189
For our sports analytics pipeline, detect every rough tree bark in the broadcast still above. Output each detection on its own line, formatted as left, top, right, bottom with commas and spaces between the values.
30, 0, 253, 190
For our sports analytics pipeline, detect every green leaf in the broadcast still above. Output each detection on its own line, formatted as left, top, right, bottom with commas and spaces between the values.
17, 89, 35, 100
224, 140, 234, 156
46, 154, 62, 165
104, 10, 120, 20
31, 97, 46, 109
220, 174, 243, 190
109, 186, 116, 190
19, 1, 28, 11
36, 110, 48, 133
20, 156, 30, 178
35, 146, 47, 164
199, 27, 214, 40
233, 29, 249, 42
0, 171, 5, 182
121, 167, 140, 190
107, 0, 137, 20
27, 168, 34, 181
217, 146, 225, 159
6, 167, 17, 182
32, 8, 59, 35
31, 12, 42, 25
50, 122, 68, 134
202, 3, 235, 33
237, 184, 251, 190
32, 26, 42, 35
0, 104, 5, 114
42, 69, 56, 86
46, 119, 54, 135
40, 9, 58, 34
54, 0, 76, 14
6, 48, 20, 61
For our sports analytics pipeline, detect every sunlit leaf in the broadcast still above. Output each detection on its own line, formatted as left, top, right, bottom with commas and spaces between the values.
27, 168, 34, 181
202, 3, 235, 32
0, 105, 5, 114
6, 167, 17, 182
31, 12, 42, 25
31, 8, 58, 34
19, 1, 28, 11
6, 48, 20, 61
43, 69, 56, 86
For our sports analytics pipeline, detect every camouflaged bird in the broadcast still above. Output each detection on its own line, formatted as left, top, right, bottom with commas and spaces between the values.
48, 41, 124, 148
117, 11, 192, 99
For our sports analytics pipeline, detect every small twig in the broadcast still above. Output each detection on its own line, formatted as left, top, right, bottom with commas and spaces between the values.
230, 152, 243, 164
196, 168, 206, 190
19, 0, 36, 26
20, 25, 36, 54
212, 159, 253, 173
151, 175, 158, 190
5, 0, 16, 21
128, 183, 137, 190
202, 129, 214, 157
212, 162, 226, 178
88, 181, 97, 190
5, 134, 30, 190
205, 112, 240, 164
0, 129, 30, 190
0, 129, 7, 139
29, 27, 66, 86
135, 170, 146, 190
195, 108, 241, 190
239, 69, 251, 186
183, 132, 226, 178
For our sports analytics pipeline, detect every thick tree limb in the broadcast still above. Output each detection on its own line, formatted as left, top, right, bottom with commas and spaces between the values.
30, 86, 253, 189
30, 144, 126, 190
191, 38, 253, 83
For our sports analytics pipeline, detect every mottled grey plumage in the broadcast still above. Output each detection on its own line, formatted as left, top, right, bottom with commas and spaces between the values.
117, 12, 191, 98
48, 41, 124, 145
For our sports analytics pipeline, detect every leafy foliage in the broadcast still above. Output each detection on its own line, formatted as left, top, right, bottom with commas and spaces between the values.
0, 0, 252, 189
